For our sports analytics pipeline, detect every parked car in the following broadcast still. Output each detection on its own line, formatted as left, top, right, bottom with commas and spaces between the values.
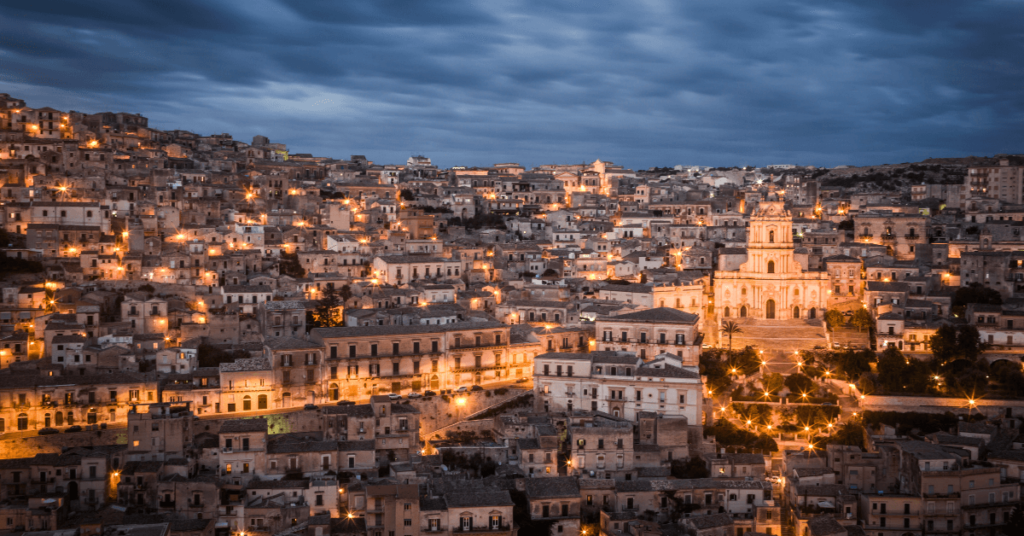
336, 400, 355, 406
407, 392, 422, 399
470, 385, 484, 392
388, 393, 401, 400
304, 403, 318, 410
65, 425, 82, 433
38, 428, 59, 435
515, 378, 529, 383
456, 386, 468, 393
424, 390, 437, 397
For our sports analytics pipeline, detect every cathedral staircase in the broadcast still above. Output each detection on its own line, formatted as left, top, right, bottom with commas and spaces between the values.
726, 318, 828, 353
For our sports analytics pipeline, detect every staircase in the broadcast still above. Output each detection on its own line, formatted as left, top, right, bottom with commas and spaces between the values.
727, 318, 828, 353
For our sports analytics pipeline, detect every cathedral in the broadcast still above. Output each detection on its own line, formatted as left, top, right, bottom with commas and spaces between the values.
713, 190, 830, 321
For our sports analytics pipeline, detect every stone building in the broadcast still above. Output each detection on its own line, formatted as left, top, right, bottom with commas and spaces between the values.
714, 192, 830, 322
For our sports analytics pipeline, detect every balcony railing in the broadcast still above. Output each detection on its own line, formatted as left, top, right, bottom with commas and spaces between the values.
452, 525, 511, 533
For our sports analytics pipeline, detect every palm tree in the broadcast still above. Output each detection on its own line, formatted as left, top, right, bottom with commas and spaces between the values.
722, 321, 742, 351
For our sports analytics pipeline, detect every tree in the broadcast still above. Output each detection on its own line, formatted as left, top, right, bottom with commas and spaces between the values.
822, 349, 874, 380
670, 456, 710, 479
197, 344, 250, 368
752, 433, 778, 453
1006, 504, 1024, 535
850, 308, 873, 332
824, 309, 845, 331
759, 372, 785, 395
721, 321, 742, 351
930, 324, 984, 365
876, 346, 908, 393
785, 373, 817, 397
699, 351, 734, 395
876, 346, 932, 394
279, 251, 306, 278
311, 286, 344, 328
399, 189, 416, 201
951, 283, 1002, 317
338, 284, 353, 304
827, 423, 867, 450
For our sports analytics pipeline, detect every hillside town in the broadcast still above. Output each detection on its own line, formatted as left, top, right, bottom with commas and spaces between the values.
3, 92, 1024, 536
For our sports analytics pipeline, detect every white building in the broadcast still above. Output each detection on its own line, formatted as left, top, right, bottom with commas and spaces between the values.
534, 350, 703, 423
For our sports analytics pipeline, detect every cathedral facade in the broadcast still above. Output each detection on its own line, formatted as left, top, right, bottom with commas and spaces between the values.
713, 196, 830, 321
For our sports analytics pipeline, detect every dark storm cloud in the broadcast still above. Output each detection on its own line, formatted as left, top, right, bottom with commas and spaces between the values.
1, 0, 1022, 168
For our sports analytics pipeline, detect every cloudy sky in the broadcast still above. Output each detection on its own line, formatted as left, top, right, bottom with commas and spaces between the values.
1, 0, 1022, 169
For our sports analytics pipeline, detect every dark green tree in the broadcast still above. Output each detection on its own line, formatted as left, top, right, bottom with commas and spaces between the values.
785, 373, 817, 396
721, 321, 742, 351
752, 433, 779, 453
876, 346, 909, 393
311, 286, 344, 328
824, 309, 845, 331
930, 324, 984, 364
827, 423, 867, 450
951, 283, 1002, 317
338, 284, 353, 304
1006, 504, 1024, 534
850, 308, 873, 332
759, 372, 785, 395
279, 251, 306, 278
670, 455, 710, 479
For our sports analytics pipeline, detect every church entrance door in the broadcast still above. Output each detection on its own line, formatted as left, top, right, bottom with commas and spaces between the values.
765, 299, 776, 319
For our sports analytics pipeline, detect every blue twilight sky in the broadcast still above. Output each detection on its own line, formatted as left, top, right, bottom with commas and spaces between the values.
1, 0, 1022, 170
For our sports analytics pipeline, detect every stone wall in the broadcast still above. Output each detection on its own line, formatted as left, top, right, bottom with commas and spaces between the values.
0, 427, 128, 459
860, 394, 1024, 418
412, 387, 529, 435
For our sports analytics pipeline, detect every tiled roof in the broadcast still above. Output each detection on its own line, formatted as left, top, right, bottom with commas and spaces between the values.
605, 307, 698, 324
524, 476, 579, 498
444, 490, 514, 508
219, 356, 271, 372
219, 418, 268, 434
312, 320, 505, 339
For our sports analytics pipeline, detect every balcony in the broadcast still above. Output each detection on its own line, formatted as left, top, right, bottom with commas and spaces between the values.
905, 234, 921, 240
858, 234, 873, 240
159, 501, 176, 508
452, 526, 512, 534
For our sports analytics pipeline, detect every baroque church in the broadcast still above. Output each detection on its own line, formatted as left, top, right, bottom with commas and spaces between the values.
713, 189, 830, 321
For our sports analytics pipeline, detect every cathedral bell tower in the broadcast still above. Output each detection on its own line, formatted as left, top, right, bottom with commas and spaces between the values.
747, 188, 795, 275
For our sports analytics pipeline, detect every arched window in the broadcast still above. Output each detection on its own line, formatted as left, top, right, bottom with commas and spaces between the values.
258, 395, 268, 410
794, 288, 800, 296
793, 306, 800, 319
769, 230, 775, 243
243, 395, 252, 411
18, 413, 28, 431
809, 308, 817, 319
767, 261, 775, 274
329, 384, 339, 400
741, 287, 747, 296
